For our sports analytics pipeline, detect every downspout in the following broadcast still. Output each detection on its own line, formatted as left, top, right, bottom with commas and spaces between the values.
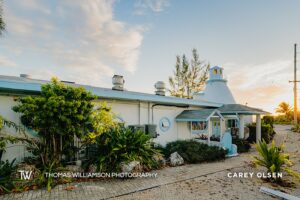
138, 101, 141, 125
148, 102, 150, 124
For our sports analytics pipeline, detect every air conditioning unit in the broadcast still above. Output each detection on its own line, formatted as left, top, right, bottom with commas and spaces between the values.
128, 125, 146, 133
145, 124, 158, 138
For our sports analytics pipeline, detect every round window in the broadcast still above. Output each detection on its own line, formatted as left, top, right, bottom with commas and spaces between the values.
159, 117, 171, 132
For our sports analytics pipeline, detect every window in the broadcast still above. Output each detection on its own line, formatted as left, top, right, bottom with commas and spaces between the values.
213, 69, 218, 74
227, 119, 237, 128
191, 121, 207, 135
192, 121, 207, 130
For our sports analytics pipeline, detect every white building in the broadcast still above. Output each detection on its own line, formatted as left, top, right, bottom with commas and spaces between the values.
0, 67, 267, 162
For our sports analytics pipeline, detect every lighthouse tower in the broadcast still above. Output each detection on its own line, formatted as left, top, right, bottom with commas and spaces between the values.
193, 66, 236, 104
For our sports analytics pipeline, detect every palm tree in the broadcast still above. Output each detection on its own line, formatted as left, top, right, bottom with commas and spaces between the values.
276, 102, 292, 119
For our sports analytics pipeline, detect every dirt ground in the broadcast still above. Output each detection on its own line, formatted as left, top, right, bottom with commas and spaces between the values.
113, 125, 300, 200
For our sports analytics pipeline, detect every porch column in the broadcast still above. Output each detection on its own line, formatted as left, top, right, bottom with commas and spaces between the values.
220, 118, 223, 139
256, 114, 261, 143
239, 115, 245, 139
208, 120, 211, 145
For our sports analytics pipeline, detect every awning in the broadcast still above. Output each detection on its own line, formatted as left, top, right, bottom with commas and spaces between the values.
176, 109, 223, 122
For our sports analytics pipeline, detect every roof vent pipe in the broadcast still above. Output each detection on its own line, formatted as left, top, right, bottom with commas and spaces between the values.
20, 74, 31, 79
155, 81, 166, 96
112, 75, 125, 91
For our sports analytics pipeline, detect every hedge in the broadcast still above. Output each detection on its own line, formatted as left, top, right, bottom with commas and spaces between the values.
162, 140, 227, 164
247, 123, 273, 144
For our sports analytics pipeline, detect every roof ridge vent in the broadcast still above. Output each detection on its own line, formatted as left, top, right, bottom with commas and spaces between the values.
155, 81, 166, 96
20, 74, 31, 79
112, 75, 125, 91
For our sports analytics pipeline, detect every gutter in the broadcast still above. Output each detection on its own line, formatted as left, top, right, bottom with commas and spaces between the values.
151, 104, 189, 124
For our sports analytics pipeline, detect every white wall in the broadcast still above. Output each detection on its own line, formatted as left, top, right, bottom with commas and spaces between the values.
0, 96, 28, 163
244, 115, 255, 125
99, 99, 196, 146
0, 95, 203, 161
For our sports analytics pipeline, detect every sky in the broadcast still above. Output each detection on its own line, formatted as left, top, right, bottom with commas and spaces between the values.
0, 0, 300, 113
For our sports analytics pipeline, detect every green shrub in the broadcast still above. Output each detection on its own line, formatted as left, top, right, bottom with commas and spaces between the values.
0, 159, 17, 193
262, 116, 274, 128
247, 123, 273, 143
153, 144, 168, 157
292, 123, 300, 133
232, 139, 251, 153
85, 127, 160, 172
274, 115, 292, 124
163, 140, 226, 164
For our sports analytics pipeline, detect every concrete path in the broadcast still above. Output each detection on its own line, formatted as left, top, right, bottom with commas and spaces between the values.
1, 152, 251, 200
1, 125, 290, 200
272, 124, 291, 145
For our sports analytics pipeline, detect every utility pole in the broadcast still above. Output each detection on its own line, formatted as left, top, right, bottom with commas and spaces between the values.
290, 44, 298, 124
294, 44, 297, 124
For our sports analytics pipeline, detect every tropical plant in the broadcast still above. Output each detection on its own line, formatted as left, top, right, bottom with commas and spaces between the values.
169, 48, 209, 99
86, 127, 160, 172
163, 140, 226, 163
0, 116, 24, 160
253, 140, 300, 182
275, 102, 293, 121
38, 160, 56, 192
0, 159, 17, 193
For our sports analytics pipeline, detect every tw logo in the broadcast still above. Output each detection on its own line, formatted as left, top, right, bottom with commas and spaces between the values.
18, 170, 33, 180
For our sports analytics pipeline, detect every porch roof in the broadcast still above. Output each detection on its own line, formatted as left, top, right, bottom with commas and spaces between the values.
218, 104, 269, 115
176, 109, 221, 122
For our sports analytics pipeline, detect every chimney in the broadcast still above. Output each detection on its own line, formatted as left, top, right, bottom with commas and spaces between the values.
20, 74, 31, 79
154, 81, 166, 96
112, 75, 125, 91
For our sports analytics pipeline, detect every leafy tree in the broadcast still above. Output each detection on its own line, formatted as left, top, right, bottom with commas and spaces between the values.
0, 0, 5, 35
275, 102, 292, 120
0, 116, 24, 159
85, 102, 118, 144
13, 78, 98, 165
169, 48, 209, 98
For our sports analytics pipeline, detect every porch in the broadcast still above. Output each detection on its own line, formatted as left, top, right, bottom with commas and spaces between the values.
175, 104, 269, 146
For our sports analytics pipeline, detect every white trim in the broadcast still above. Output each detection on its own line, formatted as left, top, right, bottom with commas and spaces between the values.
206, 109, 225, 121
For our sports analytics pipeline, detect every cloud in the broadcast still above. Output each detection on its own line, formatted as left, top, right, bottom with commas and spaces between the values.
1, 0, 144, 86
134, 0, 170, 15
18, 0, 51, 15
223, 60, 293, 113
0, 55, 16, 67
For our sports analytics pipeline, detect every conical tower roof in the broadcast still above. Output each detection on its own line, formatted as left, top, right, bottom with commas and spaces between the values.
193, 66, 236, 104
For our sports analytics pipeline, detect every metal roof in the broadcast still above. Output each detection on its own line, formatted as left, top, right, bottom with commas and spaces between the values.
176, 109, 220, 121
176, 103, 269, 122
218, 104, 269, 115
0, 75, 222, 108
